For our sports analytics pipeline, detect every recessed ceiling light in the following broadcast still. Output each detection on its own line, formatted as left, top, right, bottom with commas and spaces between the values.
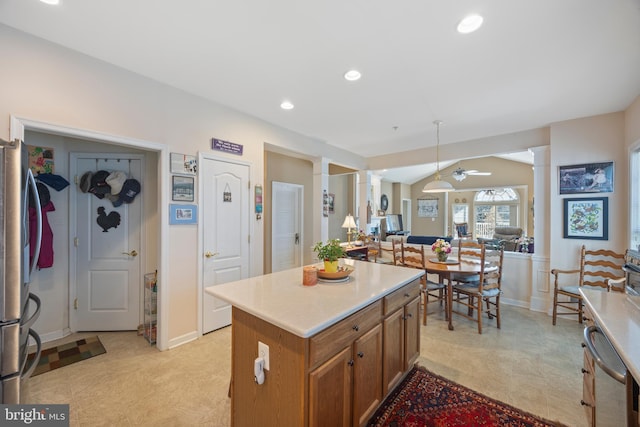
280, 101, 294, 110
457, 14, 483, 34
40, 0, 60, 4
344, 70, 362, 81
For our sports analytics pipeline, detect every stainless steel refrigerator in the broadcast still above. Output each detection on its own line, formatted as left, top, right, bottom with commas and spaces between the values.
0, 138, 42, 404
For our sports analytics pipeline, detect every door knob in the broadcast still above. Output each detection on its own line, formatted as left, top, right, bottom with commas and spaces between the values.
205, 251, 219, 258
122, 250, 138, 257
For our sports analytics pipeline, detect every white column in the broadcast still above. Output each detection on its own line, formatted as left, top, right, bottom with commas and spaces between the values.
313, 158, 330, 246
357, 170, 371, 233
528, 145, 551, 313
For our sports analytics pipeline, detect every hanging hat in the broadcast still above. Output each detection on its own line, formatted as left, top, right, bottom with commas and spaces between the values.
36, 173, 70, 191
106, 171, 127, 195
113, 179, 141, 207
79, 171, 93, 193
89, 170, 111, 199
29, 182, 51, 208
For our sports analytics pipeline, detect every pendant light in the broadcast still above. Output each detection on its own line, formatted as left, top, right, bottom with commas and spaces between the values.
422, 120, 454, 193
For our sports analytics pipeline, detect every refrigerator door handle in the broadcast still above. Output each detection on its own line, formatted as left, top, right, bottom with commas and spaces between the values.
21, 293, 41, 330
25, 168, 42, 276
21, 329, 41, 380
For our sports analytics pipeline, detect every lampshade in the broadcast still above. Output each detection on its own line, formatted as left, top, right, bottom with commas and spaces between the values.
422, 120, 455, 193
342, 214, 357, 229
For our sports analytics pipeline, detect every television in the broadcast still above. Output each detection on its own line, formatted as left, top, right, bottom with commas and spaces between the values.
386, 214, 403, 233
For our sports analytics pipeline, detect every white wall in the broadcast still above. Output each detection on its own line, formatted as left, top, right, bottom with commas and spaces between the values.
0, 24, 364, 347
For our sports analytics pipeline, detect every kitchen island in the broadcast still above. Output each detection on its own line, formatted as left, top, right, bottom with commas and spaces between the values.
580, 289, 640, 425
206, 260, 423, 427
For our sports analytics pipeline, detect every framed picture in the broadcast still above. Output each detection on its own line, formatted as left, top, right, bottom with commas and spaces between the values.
328, 193, 335, 214
170, 152, 197, 175
170, 204, 198, 225
417, 198, 438, 218
559, 161, 613, 194
172, 176, 194, 202
563, 197, 608, 240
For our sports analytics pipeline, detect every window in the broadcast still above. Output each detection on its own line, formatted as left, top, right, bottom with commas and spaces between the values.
632, 146, 640, 251
451, 204, 469, 237
474, 188, 520, 238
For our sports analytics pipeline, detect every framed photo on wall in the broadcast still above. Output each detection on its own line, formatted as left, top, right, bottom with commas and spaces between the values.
563, 197, 608, 240
172, 175, 194, 202
417, 198, 438, 218
559, 161, 614, 194
169, 204, 198, 225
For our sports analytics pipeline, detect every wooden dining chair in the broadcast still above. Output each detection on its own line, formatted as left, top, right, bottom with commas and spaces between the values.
454, 222, 473, 239
391, 239, 404, 266
401, 243, 446, 325
451, 239, 483, 285
452, 244, 504, 334
551, 245, 626, 325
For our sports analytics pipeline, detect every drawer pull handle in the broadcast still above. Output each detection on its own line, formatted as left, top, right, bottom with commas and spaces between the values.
357, 352, 364, 358
352, 325, 359, 332
404, 293, 410, 298
404, 313, 413, 320
581, 368, 590, 374
347, 359, 354, 367
580, 400, 592, 407
581, 342, 586, 348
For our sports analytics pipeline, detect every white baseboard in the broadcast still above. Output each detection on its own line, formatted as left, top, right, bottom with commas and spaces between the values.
37, 328, 72, 345
168, 331, 199, 349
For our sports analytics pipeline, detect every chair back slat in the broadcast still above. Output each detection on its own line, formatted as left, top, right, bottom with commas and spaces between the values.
391, 239, 403, 266
401, 243, 425, 270
580, 245, 625, 290
458, 240, 483, 263
480, 246, 504, 292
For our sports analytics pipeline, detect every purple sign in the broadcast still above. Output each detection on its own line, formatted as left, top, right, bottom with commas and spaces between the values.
212, 138, 243, 155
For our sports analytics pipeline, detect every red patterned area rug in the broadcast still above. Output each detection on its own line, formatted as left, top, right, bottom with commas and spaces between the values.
368, 366, 566, 427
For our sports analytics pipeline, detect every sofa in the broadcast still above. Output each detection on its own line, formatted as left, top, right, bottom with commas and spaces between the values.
478, 226, 523, 251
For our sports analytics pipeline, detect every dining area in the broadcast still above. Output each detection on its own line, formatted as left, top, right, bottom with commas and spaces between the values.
388, 238, 503, 334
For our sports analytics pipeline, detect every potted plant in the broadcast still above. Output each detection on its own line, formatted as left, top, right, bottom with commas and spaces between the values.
431, 239, 452, 262
313, 239, 346, 273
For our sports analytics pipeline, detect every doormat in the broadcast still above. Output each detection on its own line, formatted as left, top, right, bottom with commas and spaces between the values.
368, 365, 567, 427
27, 336, 106, 377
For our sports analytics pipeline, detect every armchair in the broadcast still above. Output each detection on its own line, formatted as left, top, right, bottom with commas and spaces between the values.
454, 222, 472, 239
551, 245, 625, 325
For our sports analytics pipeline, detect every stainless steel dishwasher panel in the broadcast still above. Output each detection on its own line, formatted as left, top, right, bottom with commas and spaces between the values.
583, 325, 628, 426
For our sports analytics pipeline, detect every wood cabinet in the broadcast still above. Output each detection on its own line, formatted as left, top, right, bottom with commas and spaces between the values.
382, 280, 421, 393
581, 304, 595, 426
230, 278, 421, 427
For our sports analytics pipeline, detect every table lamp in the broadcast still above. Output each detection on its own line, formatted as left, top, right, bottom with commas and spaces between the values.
342, 214, 357, 247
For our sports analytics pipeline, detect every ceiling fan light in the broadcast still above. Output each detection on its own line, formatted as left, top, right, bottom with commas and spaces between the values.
452, 173, 466, 182
422, 179, 454, 193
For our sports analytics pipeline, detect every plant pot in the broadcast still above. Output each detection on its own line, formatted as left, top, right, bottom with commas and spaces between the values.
323, 260, 339, 273
436, 252, 448, 262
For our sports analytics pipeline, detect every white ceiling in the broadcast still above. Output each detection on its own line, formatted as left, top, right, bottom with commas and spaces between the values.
2, 0, 640, 183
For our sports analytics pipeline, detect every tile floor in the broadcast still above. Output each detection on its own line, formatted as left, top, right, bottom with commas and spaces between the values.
23, 304, 588, 426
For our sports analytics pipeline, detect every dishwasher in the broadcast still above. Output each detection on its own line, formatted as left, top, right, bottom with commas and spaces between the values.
583, 325, 629, 426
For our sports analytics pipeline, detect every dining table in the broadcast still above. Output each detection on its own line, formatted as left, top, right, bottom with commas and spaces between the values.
424, 256, 490, 330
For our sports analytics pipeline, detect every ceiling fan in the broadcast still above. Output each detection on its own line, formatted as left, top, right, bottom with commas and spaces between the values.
447, 163, 492, 182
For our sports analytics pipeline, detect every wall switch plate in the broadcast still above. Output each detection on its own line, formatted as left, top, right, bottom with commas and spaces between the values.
258, 341, 270, 370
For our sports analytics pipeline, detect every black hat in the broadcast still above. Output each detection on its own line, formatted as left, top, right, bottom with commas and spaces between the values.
89, 170, 111, 199
29, 182, 51, 208
113, 179, 141, 207
79, 171, 93, 193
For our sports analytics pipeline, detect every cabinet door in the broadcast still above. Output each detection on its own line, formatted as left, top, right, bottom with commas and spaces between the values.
353, 324, 383, 427
309, 346, 352, 427
383, 308, 405, 394
404, 296, 420, 369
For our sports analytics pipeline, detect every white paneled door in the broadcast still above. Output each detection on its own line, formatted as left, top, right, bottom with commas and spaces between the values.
202, 156, 249, 333
73, 154, 143, 331
271, 181, 303, 272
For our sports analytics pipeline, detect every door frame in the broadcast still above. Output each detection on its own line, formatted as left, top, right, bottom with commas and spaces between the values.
69, 152, 146, 332
271, 181, 303, 272
197, 152, 253, 337
10, 115, 171, 350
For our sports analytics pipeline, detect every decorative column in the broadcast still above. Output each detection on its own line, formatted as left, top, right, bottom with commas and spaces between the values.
528, 145, 551, 313
357, 170, 371, 234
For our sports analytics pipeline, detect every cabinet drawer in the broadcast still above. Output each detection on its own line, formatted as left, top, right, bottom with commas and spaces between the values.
383, 279, 420, 316
309, 300, 382, 368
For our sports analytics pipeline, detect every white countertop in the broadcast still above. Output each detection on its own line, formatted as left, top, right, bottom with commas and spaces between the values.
205, 260, 423, 338
580, 289, 640, 381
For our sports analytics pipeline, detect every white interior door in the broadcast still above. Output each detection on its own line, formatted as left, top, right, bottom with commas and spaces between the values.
202, 157, 249, 333
271, 181, 303, 272
72, 155, 143, 330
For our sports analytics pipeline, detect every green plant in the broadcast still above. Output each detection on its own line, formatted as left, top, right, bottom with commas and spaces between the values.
313, 239, 346, 262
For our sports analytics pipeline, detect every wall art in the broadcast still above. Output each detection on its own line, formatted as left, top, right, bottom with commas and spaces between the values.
563, 197, 608, 240
559, 161, 613, 194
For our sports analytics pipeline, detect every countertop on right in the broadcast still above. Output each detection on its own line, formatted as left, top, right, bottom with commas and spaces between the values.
580, 289, 640, 381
